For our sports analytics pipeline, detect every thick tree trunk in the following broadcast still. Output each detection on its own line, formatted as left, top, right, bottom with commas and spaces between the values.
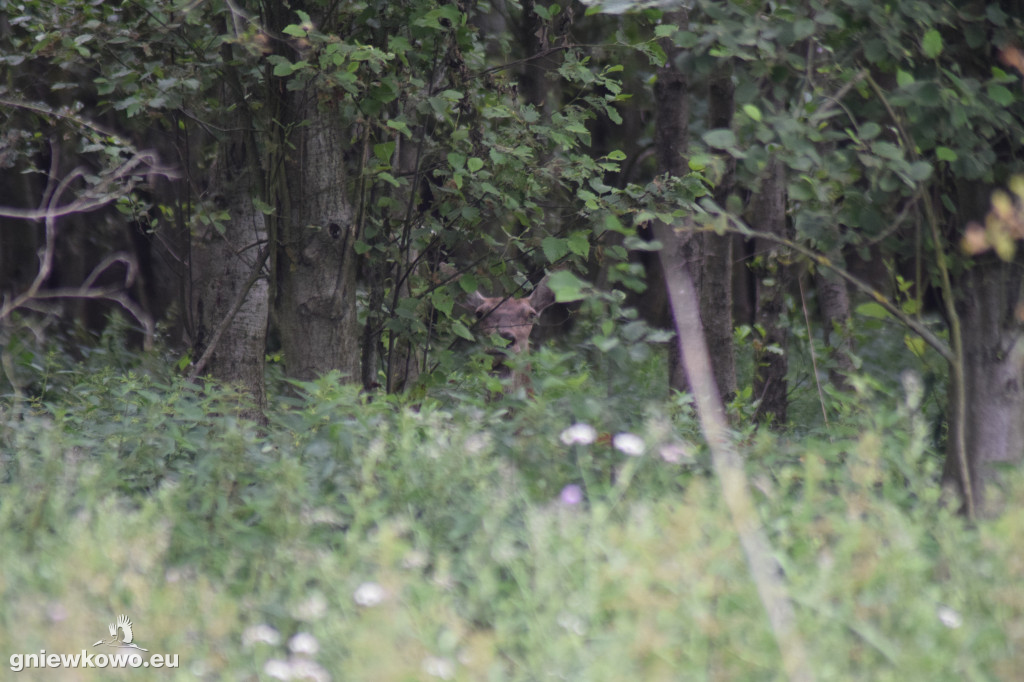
188, 31, 269, 418
275, 90, 360, 383
190, 126, 269, 417
750, 157, 790, 426
943, 257, 1024, 514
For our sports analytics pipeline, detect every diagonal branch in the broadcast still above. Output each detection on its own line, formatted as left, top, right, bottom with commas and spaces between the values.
655, 220, 815, 682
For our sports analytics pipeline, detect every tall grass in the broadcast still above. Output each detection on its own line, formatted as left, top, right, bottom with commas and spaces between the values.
1, 339, 1022, 680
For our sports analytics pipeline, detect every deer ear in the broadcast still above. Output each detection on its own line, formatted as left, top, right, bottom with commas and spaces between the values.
464, 291, 488, 311
528, 277, 556, 313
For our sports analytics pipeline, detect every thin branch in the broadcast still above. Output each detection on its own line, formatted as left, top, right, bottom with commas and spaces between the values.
187, 246, 270, 381
798, 274, 831, 435
865, 74, 973, 519
715, 213, 955, 363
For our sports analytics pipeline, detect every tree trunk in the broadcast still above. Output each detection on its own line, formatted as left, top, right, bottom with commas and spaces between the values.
653, 10, 692, 392
750, 156, 790, 426
943, 256, 1024, 514
188, 31, 269, 418
813, 250, 856, 391
190, 123, 269, 417
275, 88, 361, 383
702, 61, 737, 399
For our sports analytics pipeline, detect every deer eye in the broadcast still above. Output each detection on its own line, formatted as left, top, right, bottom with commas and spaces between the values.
474, 309, 485, 319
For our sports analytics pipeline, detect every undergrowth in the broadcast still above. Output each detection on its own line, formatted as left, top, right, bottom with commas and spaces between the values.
0, 336, 1022, 681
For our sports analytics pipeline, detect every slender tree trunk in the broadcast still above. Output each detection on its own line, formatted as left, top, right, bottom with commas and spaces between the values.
275, 88, 360, 383
750, 156, 790, 426
384, 133, 423, 394
653, 10, 693, 392
703, 61, 737, 399
943, 255, 1024, 514
814, 250, 856, 390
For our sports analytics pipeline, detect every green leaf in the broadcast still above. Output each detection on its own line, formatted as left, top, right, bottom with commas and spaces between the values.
605, 149, 627, 161
272, 60, 295, 77
896, 69, 914, 88
283, 24, 307, 37
431, 289, 454, 317
703, 128, 737, 149
792, 18, 816, 41
377, 171, 400, 188
858, 122, 881, 140
987, 84, 1015, 106
855, 302, 890, 320
674, 31, 699, 48
921, 29, 943, 59
467, 157, 484, 173
447, 152, 466, 170
742, 104, 762, 122
459, 274, 478, 294
688, 154, 710, 171
547, 270, 588, 302
386, 119, 412, 137
907, 161, 933, 182
604, 213, 626, 234
452, 320, 475, 341
871, 141, 903, 160
374, 142, 395, 165
541, 236, 569, 263
567, 231, 590, 258
904, 335, 926, 358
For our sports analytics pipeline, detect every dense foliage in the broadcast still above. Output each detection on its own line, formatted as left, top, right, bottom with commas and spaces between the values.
3, 0, 1024, 678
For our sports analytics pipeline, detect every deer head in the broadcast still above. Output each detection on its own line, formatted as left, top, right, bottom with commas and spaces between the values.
466, 278, 556, 389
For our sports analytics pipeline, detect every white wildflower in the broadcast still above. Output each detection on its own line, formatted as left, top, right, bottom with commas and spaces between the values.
422, 656, 456, 680
289, 632, 320, 655
612, 432, 645, 456
290, 659, 331, 681
937, 605, 962, 629
560, 423, 597, 446
242, 624, 282, 648
403, 549, 429, 570
353, 581, 386, 607
557, 612, 586, 635
658, 441, 695, 464
293, 593, 328, 621
264, 659, 292, 680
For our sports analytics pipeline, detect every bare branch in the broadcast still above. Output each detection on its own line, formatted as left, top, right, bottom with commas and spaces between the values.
187, 246, 270, 381
655, 220, 815, 682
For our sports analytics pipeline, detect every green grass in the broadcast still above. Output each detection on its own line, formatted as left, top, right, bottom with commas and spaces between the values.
1, 335, 1022, 681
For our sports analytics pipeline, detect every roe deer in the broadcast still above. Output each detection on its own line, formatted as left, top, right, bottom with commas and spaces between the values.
466, 277, 556, 392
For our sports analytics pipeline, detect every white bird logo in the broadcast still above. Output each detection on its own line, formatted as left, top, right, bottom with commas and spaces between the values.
92, 614, 148, 651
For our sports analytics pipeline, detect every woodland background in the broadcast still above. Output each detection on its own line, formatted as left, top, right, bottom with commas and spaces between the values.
2, 0, 1024, 679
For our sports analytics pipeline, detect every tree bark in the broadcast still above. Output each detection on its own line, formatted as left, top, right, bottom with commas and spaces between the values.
813, 250, 856, 391
190, 121, 269, 417
750, 156, 790, 427
653, 10, 692, 392
187, 28, 270, 418
943, 255, 1024, 514
275, 88, 361, 383
703, 61, 737, 399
